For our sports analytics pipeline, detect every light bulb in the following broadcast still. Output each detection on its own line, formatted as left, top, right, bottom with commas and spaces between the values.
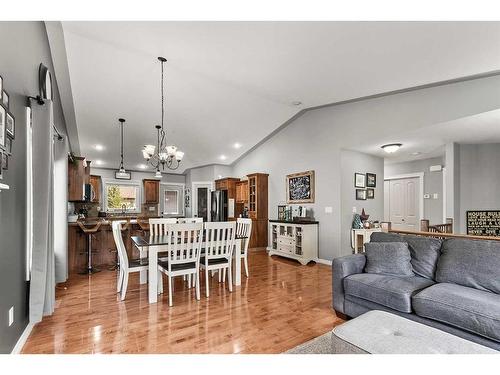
175, 150, 184, 161
166, 145, 177, 157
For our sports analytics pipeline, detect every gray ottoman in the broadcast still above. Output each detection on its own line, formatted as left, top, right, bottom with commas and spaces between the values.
332, 310, 497, 354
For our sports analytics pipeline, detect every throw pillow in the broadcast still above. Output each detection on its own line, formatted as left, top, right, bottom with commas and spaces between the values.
364, 242, 414, 276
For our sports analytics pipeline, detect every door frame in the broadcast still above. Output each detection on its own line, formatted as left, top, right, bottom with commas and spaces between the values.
192, 181, 214, 221
384, 172, 424, 224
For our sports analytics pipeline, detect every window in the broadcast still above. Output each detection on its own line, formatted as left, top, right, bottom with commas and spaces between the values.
164, 189, 180, 215
104, 182, 141, 212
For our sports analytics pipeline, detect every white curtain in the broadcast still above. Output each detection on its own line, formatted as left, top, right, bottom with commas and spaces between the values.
29, 101, 55, 323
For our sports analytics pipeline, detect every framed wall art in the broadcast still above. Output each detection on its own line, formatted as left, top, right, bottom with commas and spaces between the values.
5, 136, 12, 155
366, 173, 376, 187
6, 112, 14, 139
0, 105, 5, 150
286, 170, 315, 204
1, 150, 7, 170
2, 90, 9, 109
356, 189, 367, 200
354, 173, 365, 188
0, 75, 3, 100
367, 188, 375, 199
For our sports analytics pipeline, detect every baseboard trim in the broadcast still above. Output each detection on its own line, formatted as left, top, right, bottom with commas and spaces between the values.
11, 322, 34, 354
315, 258, 332, 266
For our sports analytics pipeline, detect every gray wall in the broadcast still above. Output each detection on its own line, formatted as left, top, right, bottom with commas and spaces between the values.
340, 150, 384, 254
384, 156, 444, 225
458, 143, 500, 233
0, 22, 68, 353
232, 74, 500, 261
90, 167, 185, 185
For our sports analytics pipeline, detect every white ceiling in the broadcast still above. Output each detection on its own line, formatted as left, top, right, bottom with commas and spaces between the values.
353, 109, 500, 164
57, 21, 500, 173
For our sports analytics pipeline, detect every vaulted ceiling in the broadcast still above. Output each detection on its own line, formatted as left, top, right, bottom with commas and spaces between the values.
49, 22, 500, 173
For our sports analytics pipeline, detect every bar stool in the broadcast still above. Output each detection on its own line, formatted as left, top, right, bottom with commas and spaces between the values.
77, 218, 103, 274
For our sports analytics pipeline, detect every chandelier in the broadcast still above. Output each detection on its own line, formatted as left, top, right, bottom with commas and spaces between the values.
142, 57, 184, 176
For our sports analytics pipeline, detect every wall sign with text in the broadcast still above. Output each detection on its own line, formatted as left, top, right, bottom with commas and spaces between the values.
466, 210, 500, 236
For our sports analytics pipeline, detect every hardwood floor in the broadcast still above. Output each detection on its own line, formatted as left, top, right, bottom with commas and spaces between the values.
22, 249, 344, 354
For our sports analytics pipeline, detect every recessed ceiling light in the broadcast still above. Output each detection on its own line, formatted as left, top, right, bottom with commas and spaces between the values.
94, 160, 104, 165
233, 142, 242, 149
219, 155, 227, 161
94, 144, 104, 151
381, 143, 402, 154
292, 101, 302, 106
411, 152, 422, 156
137, 164, 147, 169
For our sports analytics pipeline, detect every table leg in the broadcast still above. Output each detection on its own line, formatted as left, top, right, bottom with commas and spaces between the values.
148, 246, 158, 304
234, 239, 241, 286
139, 247, 148, 284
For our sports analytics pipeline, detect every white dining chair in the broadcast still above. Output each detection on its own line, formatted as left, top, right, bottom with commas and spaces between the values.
236, 218, 252, 278
157, 223, 203, 306
149, 218, 178, 236
200, 221, 236, 297
177, 217, 203, 224
112, 221, 150, 301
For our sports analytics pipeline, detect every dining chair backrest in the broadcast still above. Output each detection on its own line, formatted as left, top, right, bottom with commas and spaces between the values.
236, 218, 252, 239
204, 221, 236, 260
165, 223, 203, 268
178, 217, 203, 224
149, 218, 178, 236
112, 221, 129, 270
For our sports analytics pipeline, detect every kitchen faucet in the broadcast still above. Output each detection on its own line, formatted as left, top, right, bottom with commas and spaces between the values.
121, 204, 127, 214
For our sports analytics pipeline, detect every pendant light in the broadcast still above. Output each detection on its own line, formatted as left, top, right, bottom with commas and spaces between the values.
115, 118, 129, 179
142, 57, 184, 175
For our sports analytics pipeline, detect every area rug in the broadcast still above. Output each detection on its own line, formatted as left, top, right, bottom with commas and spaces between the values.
285, 332, 333, 354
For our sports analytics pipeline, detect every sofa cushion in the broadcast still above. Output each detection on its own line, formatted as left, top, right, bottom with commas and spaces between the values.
364, 242, 414, 276
344, 273, 434, 313
436, 238, 500, 294
413, 283, 500, 342
370, 232, 442, 279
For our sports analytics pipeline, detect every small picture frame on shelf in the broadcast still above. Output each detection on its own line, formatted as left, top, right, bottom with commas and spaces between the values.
367, 188, 375, 199
356, 189, 367, 200
354, 173, 365, 188
0, 105, 5, 150
366, 173, 376, 188
2, 90, 9, 109
6, 112, 14, 139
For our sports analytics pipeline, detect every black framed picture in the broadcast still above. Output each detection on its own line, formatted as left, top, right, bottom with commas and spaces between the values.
286, 170, 315, 203
2, 90, 9, 109
5, 136, 12, 155
6, 112, 14, 139
367, 188, 375, 199
366, 173, 376, 188
1, 151, 7, 170
0, 105, 5, 150
356, 189, 367, 200
354, 173, 365, 188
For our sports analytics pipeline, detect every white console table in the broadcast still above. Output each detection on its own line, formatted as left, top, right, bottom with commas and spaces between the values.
351, 228, 382, 253
267, 220, 318, 265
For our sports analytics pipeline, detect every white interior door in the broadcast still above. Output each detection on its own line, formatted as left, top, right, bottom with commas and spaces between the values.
389, 177, 420, 231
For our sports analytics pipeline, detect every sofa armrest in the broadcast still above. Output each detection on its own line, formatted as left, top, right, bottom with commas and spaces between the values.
332, 254, 366, 314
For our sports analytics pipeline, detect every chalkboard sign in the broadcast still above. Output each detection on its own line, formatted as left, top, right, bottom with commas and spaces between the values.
286, 170, 315, 204
466, 210, 500, 236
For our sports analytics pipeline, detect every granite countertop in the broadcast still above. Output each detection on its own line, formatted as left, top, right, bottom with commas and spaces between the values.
68, 215, 159, 226
269, 219, 319, 225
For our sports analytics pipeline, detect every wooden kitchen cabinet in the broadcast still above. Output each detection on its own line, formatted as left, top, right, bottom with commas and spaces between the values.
235, 180, 249, 203
143, 179, 160, 204
247, 173, 269, 248
68, 156, 90, 201
89, 175, 102, 203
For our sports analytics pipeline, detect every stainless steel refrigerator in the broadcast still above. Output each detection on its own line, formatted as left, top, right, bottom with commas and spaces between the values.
211, 190, 228, 221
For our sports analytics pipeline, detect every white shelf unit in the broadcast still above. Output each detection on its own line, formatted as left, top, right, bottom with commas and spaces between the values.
267, 221, 318, 265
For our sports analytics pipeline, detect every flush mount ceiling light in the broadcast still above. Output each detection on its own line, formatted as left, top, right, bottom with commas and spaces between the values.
233, 142, 242, 149
219, 155, 227, 161
94, 144, 104, 151
411, 151, 422, 156
142, 57, 184, 176
381, 143, 403, 154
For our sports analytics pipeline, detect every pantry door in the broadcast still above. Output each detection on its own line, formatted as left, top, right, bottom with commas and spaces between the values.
389, 177, 420, 231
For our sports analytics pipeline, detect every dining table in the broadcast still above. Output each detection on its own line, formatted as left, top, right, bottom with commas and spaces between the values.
131, 234, 248, 304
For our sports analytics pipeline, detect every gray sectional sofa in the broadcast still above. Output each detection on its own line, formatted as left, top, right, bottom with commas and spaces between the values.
332, 232, 500, 351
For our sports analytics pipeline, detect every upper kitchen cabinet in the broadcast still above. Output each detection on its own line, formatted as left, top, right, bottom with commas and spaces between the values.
89, 175, 102, 203
235, 180, 249, 203
143, 179, 160, 204
68, 156, 90, 201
